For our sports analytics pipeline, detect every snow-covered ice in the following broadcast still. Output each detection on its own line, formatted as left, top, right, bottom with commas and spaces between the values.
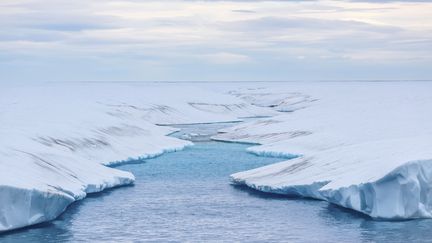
214, 82, 432, 219
0, 82, 273, 232
2, 81, 432, 232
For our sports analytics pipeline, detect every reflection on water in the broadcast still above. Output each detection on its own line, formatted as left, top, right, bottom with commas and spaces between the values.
1, 141, 432, 242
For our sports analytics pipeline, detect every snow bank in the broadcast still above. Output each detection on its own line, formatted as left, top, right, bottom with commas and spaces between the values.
0, 83, 273, 232
216, 82, 432, 219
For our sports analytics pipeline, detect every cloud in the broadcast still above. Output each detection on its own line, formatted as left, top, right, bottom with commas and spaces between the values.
232, 9, 257, 13
0, 0, 431, 82
222, 16, 402, 33
202, 52, 252, 64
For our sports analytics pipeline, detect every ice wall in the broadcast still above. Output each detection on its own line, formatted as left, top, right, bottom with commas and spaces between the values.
216, 83, 432, 219
0, 83, 274, 232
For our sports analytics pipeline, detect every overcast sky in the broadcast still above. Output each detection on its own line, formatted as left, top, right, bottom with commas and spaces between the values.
1, 0, 431, 82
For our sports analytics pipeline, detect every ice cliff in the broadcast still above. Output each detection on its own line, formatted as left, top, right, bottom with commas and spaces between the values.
0, 83, 274, 232
214, 82, 432, 219
2, 81, 432, 231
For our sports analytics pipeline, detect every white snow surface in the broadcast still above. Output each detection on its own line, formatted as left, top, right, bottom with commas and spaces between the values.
0, 82, 274, 232
214, 82, 432, 219
2, 81, 432, 231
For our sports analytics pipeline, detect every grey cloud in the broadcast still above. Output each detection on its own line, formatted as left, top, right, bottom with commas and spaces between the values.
222, 16, 402, 33
0, 13, 119, 31
232, 9, 257, 13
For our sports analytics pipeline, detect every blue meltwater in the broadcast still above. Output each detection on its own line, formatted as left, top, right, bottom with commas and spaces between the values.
2, 134, 432, 242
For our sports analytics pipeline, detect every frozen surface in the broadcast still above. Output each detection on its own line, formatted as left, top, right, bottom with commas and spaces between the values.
213, 82, 432, 219
4, 141, 431, 243
0, 82, 274, 232
2, 81, 432, 232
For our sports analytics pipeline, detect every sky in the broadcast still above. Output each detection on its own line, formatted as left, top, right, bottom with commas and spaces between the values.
0, 0, 431, 82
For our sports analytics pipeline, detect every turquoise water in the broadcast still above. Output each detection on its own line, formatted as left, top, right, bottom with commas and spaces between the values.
2, 141, 432, 242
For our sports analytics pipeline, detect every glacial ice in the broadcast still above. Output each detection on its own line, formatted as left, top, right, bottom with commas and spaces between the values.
2, 81, 432, 232
215, 82, 432, 219
0, 83, 273, 232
